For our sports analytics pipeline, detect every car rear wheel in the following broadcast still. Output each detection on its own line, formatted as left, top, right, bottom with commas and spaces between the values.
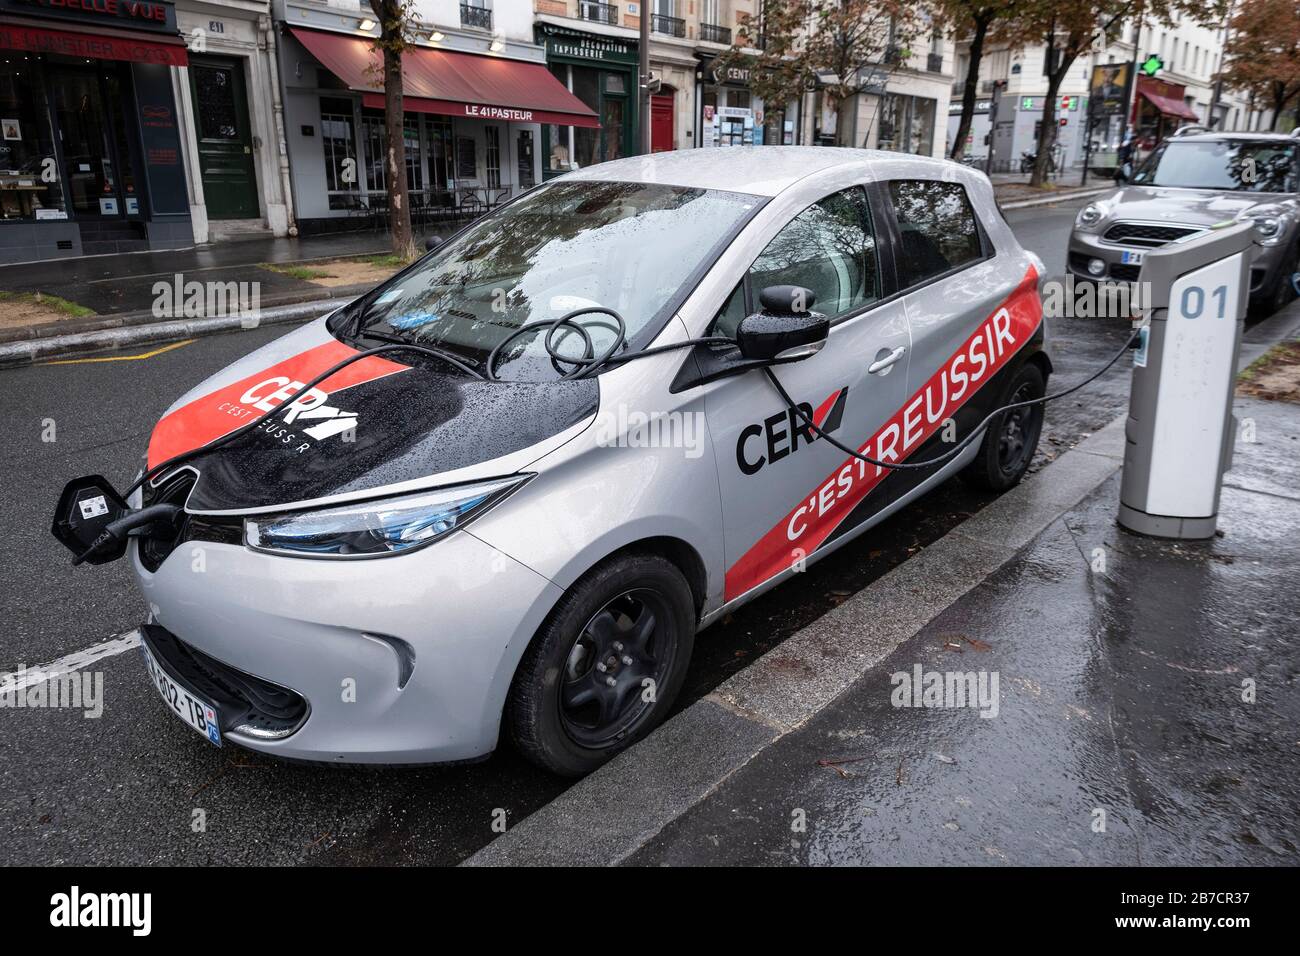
506, 553, 695, 777
961, 362, 1046, 492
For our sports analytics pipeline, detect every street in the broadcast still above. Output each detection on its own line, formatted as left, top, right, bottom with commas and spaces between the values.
0, 198, 1140, 865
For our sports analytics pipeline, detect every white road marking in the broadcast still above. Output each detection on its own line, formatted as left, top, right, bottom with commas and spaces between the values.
0, 631, 142, 693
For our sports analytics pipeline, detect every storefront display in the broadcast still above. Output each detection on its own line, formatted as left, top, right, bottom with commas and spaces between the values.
0, 0, 193, 262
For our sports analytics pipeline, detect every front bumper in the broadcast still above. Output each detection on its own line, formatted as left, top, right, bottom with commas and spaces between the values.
132, 529, 563, 764
1068, 227, 1284, 298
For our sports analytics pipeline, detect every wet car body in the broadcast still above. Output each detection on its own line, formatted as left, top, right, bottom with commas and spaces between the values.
124, 147, 1051, 772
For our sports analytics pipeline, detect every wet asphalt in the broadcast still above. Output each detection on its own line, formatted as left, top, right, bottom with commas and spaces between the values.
0, 198, 1145, 864
627, 403, 1300, 864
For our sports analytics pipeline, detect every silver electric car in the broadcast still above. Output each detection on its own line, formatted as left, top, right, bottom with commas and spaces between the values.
1069, 130, 1300, 315
54, 148, 1050, 776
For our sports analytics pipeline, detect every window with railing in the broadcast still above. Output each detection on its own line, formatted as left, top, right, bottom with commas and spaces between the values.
700, 23, 731, 44
460, 2, 492, 30
651, 13, 685, 37
578, 0, 618, 25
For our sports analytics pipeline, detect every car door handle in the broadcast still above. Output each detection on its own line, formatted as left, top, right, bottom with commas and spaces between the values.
868, 347, 906, 374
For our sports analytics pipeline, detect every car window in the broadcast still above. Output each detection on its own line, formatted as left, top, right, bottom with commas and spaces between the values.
888, 180, 983, 288
711, 283, 748, 339
752, 187, 879, 319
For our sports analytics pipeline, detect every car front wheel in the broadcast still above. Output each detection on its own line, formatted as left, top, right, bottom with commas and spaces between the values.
506, 552, 695, 777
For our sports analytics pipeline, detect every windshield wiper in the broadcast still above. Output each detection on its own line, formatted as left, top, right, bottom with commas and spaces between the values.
350, 328, 486, 379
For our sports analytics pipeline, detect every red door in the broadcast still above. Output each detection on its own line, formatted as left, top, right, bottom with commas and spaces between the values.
651, 94, 674, 153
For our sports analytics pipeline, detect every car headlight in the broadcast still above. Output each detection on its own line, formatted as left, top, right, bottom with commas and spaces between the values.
1240, 207, 1291, 246
244, 476, 529, 558
1076, 203, 1106, 229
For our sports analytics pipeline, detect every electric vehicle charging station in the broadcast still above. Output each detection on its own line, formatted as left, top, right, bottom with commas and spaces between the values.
1118, 221, 1255, 539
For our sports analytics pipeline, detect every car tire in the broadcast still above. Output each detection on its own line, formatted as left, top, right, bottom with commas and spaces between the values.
506, 552, 696, 777
960, 362, 1046, 492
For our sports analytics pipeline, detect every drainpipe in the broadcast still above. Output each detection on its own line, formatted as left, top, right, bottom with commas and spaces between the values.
262, 11, 298, 237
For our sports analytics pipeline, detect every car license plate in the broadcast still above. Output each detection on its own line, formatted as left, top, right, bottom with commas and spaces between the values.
1120, 249, 1144, 265
141, 641, 221, 746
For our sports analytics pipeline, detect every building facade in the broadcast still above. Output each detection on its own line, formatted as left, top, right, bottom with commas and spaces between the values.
274, 0, 596, 231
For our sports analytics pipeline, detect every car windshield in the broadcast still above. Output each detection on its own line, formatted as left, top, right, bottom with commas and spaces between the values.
1131, 140, 1298, 192
342, 180, 761, 379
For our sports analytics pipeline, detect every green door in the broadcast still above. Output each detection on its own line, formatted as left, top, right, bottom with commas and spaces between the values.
188, 56, 259, 219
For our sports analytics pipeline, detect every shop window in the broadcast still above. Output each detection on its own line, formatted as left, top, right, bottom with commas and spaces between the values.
455, 136, 477, 180
428, 117, 453, 191
887, 180, 983, 287
0, 65, 66, 221
362, 110, 386, 193
877, 94, 936, 156
320, 97, 359, 209
485, 126, 501, 189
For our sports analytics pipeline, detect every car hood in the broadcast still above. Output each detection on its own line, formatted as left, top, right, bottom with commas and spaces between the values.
145, 319, 598, 513
1102, 186, 1296, 229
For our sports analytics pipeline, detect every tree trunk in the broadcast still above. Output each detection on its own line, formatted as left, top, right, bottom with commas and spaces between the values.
1030, 56, 1071, 188
950, 13, 992, 161
375, 0, 414, 260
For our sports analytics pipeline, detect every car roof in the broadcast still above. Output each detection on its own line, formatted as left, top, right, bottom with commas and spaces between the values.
558, 146, 950, 197
1169, 131, 1297, 145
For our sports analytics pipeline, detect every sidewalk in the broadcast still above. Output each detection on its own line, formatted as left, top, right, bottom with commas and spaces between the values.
467, 305, 1300, 867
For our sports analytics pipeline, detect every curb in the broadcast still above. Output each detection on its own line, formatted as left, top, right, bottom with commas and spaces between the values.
0, 283, 374, 347
464, 415, 1129, 866
998, 187, 1109, 210
0, 298, 346, 369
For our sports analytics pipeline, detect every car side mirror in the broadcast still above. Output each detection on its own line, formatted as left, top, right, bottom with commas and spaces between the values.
1115, 163, 1132, 185
736, 285, 828, 362
424, 235, 442, 253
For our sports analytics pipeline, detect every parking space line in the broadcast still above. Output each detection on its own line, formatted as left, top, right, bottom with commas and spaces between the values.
0, 631, 141, 693
40, 340, 194, 366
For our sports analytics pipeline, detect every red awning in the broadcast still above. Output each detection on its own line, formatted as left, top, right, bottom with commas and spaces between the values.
1138, 88, 1200, 122
0, 18, 189, 67
290, 27, 598, 128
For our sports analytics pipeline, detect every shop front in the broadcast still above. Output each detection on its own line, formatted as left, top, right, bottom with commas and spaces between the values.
695, 54, 795, 148
1132, 75, 1199, 158
277, 20, 598, 231
0, 0, 193, 263
536, 21, 637, 178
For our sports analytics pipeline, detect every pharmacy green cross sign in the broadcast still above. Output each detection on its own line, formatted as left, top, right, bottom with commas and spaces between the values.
1140, 54, 1164, 77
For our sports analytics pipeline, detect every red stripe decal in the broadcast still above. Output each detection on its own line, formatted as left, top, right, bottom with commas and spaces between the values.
146, 340, 409, 470
812, 388, 843, 428
724, 266, 1043, 601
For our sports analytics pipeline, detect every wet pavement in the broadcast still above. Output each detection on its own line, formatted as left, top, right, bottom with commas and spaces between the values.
627, 396, 1300, 865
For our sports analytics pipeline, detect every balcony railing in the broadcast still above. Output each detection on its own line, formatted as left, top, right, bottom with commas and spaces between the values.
926, 52, 943, 72
699, 23, 731, 44
578, 1, 618, 25
651, 13, 685, 38
460, 3, 492, 30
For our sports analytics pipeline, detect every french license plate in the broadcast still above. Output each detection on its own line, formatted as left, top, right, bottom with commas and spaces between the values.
1120, 249, 1145, 265
141, 641, 221, 746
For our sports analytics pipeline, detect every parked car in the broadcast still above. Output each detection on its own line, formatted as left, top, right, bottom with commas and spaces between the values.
52, 148, 1050, 776
1068, 130, 1300, 315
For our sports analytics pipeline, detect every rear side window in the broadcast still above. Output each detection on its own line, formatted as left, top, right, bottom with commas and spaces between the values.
887, 180, 983, 288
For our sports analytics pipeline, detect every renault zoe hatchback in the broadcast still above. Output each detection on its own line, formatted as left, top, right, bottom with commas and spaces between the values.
53, 148, 1049, 776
